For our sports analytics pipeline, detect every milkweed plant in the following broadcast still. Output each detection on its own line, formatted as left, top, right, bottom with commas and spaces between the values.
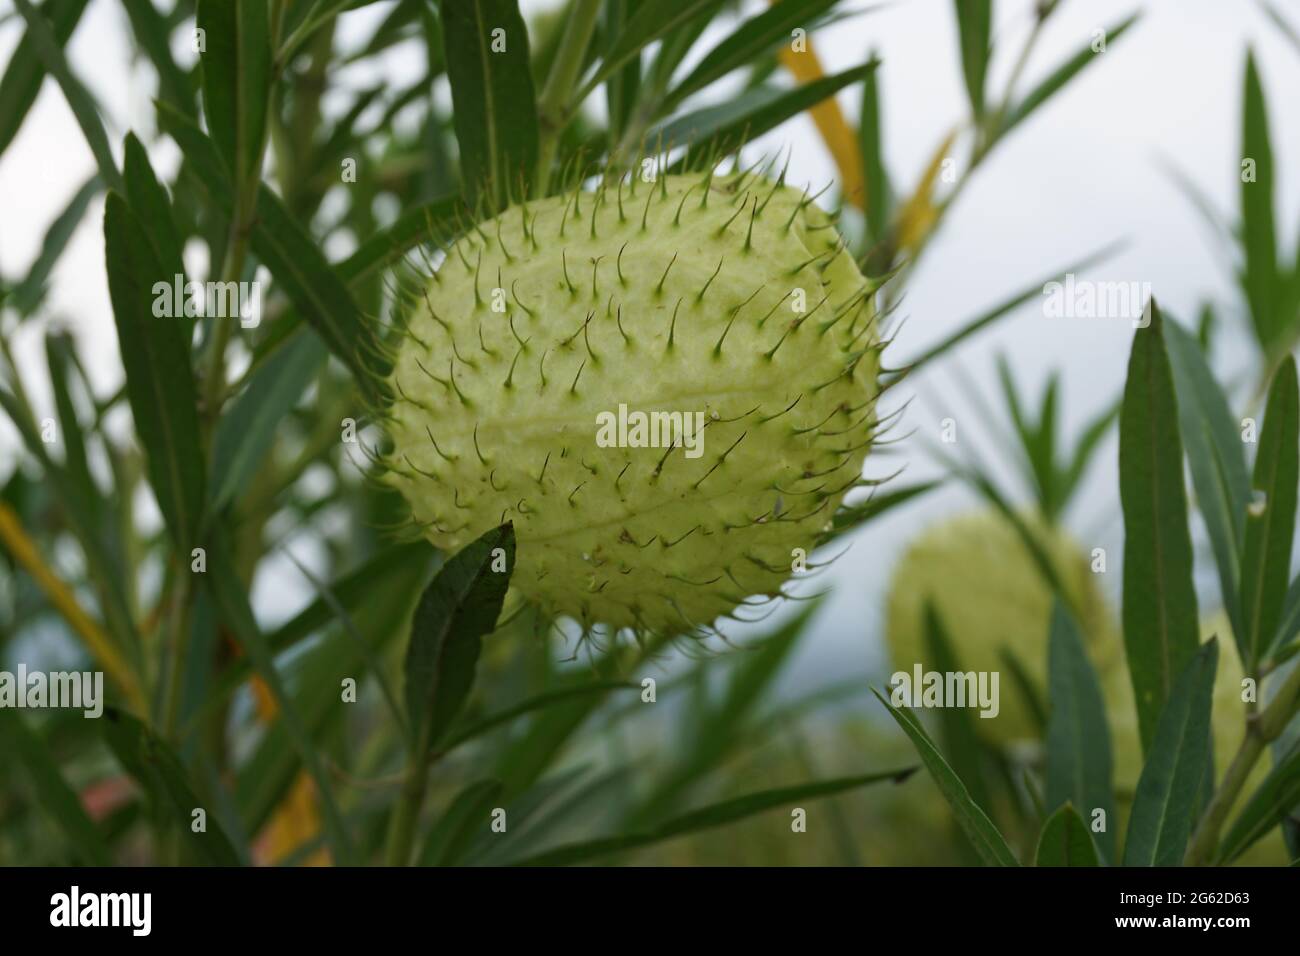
0, 0, 1298, 868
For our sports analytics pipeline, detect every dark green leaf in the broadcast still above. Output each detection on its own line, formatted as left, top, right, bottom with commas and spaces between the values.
585, 0, 728, 99
103, 193, 206, 549
122, 133, 186, 285
337, 194, 463, 283
873, 688, 1020, 866
1044, 602, 1115, 862
440, 0, 539, 212
1240, 51, 1281, 352
197, 0, 272, 187
101, 708, 242, 865
859, 48, 891, 253
404, 523, 515, 747
419, 779, 503, 865
1123, 638, 1219, 866
210, 332, 327, 511
952, 0, 991, 117
122, 0, 196, 118
511, 768, 913, 866
1165, 320, 1250, 643
1119, 299, 1199, 751
0, 708, 111, 865
653, 61, 877, 159
1240, 355, 1298, 668
441, 679, 637, 752
922, 603, 994, 814
9, 173, 100, 315
1035, 803, 1100, 867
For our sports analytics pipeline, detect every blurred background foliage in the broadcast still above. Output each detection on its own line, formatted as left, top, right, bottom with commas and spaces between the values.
0, 0, 1297, 866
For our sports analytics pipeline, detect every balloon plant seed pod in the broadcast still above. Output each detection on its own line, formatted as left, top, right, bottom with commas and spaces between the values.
378, 166, 893, 638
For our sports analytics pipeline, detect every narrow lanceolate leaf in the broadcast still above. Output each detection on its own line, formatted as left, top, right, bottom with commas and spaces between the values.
873, 689, 1020, 866
586, 0, 728, 98
122, 133, 185, 285
859, 51, 891, 255
101, 708, 242, 866
1240, 356, 1299, 668
1123, 639, 1219, 867
511, 769, 913, 867
9, 172, 100, 315
1045, 603, 1115, 863
209, 332, 327, 511
440, 0, 539, 212
11, 0, 121, 191
1001, 15, 1139, 144
1218, 741, 1300, 863
654, 60, 878, 160
103, 193, 205, 550
419, 779, 504, 866
196, 0, 272, 187
922, 604, 993, 814
666, 0, 840, 110
1165, 321, 1250, 646
1119, 300, 1199, 752
44, 332, 96, 510
0, 0, 88, 158
952, 0, 991, 117
0, 709, 111, 865
336, 193, 463, 283
405, 523, 515, 748
1035, 804, 1100, 867
1240, 52, 1281, 353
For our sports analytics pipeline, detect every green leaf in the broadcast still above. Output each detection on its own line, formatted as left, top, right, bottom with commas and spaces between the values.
404, 523, 515, 747
1164, 320, 1250, 648
952, 0, 991, 117
441, 679, 637, 752
440, 0, 539, 212
1000, 15, 1139, 144
819, 479, 944, 546
0, 708, 111, 865
585, 0, 728, 101
209, 332, 327, 511
11, 0, 121, 191
510, 768, 914, 866
1044, 602, 1115, 863
1122, 638, 1219, 866
101, 708, 242, 865
1269, 573, 1300, 658
1240, 355, 1298, 668
122, 133, 186, 286
602, 0, 640, 140
43, 331, 96, 509
1240, 51, 1282, 352
859, 48, 891, 253
1218, 740, 1300, 863
102, 193, 206, 549
873, 688, 1020, 866
336, 193, 463, 283
419, 779, 504, 866
0, 0, 88, 159
206, 533, 356, 864
895, 242, 1123, 378
922, 603, 994, 814
197, 0, 272, 187
665, 0, 840, 110
653, 61, 877, 160
1035, 803, 1100, 867
1119, 299, 1200, 752
9, 173, 100, 315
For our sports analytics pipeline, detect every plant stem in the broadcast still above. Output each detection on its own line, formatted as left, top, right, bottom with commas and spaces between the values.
1184, 660, 1300, 864
533, 0, 602, 197
384, 725, 434, 866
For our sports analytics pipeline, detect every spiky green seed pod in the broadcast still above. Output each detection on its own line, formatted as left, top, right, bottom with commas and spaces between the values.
383, 171, 882, 634
884, 509, 1120, 744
